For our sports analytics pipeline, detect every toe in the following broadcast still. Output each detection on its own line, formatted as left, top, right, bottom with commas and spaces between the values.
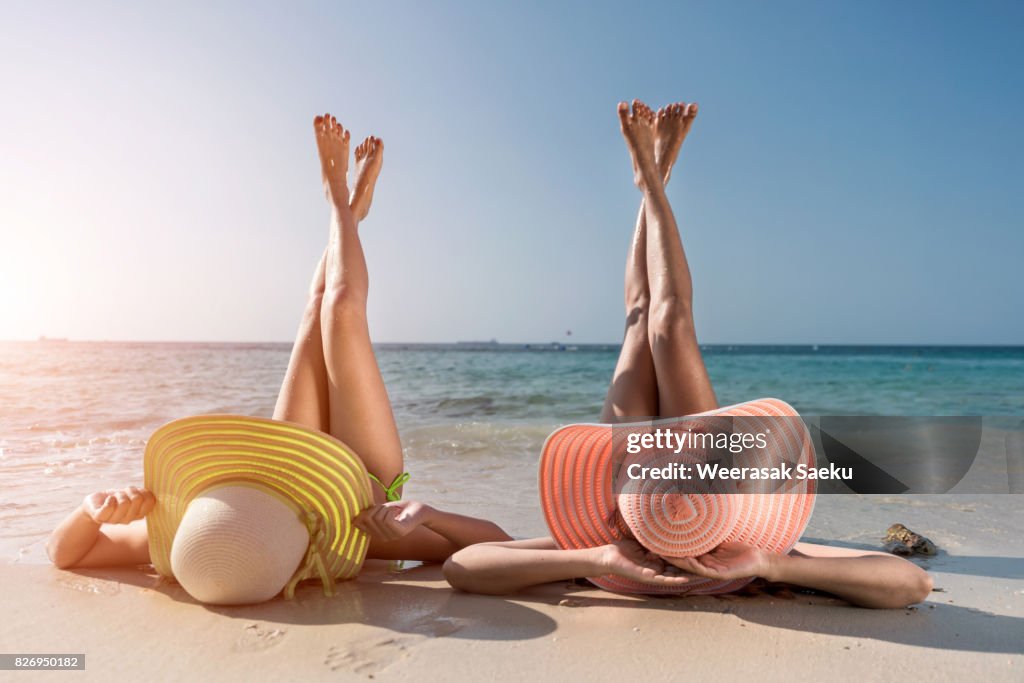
617, 101, 630, 123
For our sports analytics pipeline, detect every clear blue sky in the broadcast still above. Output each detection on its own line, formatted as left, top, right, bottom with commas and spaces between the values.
1, 1, 1021, 344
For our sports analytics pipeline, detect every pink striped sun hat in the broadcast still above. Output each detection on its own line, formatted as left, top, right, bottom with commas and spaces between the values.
539, 398, 816, 594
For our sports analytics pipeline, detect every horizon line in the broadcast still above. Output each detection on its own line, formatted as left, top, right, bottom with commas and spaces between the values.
6, 339, 1024, 348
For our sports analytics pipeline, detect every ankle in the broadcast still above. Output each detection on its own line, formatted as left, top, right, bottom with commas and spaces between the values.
330, 199, 354, 221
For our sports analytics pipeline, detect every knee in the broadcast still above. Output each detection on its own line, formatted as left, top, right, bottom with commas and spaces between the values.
301, 294, 324, 323
649, 296, 693, 340
322, 285, 367, 321
624, 298, 650, 329
625, 291, 651, 317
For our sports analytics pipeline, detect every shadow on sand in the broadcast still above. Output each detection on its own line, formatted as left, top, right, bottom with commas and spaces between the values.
65, 561, 556, 642
802, 536, 1024, 580
64, 555, 1021, 654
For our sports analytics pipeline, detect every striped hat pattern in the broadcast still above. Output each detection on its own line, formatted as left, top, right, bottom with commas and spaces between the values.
539, 398, 816, 594
145, 415, 373, 592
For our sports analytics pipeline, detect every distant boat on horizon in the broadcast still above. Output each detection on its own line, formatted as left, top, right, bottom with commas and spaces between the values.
455, 339, 499, 347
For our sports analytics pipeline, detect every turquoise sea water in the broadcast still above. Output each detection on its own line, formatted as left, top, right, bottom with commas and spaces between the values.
1, 341, 1022, 562
379, 343, 1024, 422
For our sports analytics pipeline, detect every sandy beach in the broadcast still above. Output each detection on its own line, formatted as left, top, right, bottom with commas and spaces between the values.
4, 487, 1021, 682
3, 0, 1022, 678
4, 401, 1022, 681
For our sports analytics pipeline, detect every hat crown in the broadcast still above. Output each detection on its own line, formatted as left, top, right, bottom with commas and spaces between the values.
170, 484, 310, 605
665, 493, 695, 521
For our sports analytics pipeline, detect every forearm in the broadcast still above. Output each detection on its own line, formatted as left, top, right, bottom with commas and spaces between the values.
445, 543, 601, 595
421, 508, 512, 549
765, 553, 933, 609
47, 505, 102, 569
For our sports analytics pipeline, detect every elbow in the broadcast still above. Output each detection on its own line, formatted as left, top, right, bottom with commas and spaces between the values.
443, 552, 509, 595
46, 540, 74, 570
442, 554, 473, 592
908, 570, 934, 605
882, 567, 933, 609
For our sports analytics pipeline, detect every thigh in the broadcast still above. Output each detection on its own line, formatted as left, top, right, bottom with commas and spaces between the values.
273, 304, 329, 433
321, 310, 405, 494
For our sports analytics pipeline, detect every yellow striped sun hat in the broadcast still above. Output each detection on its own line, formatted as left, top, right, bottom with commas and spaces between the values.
144, 415, 373, 605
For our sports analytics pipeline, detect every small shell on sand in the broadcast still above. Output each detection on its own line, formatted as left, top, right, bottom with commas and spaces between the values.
883, 523, 938, 556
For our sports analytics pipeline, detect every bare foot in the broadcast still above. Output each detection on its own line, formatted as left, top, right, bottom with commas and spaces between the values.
313, 113, 350, 209
617, 100, 659, 191
654, 102, 698, 185
349, 136, 384, 222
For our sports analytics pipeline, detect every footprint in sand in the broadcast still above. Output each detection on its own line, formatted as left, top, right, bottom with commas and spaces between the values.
322, 616, 466, 674
323, 636, 416, 675
234, 623, 287, 652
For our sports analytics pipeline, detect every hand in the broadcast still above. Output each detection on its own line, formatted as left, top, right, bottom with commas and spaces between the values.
353, 500, 433, 542
664, 541, 771, 581
82, 486, 155, 524
598, 539, 692, 587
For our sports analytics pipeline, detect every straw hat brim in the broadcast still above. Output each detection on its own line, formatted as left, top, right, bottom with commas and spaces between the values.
539, 398, 817, 594
144, 415, 373, 584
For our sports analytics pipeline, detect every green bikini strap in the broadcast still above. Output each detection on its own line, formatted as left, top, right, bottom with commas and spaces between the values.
367, 471, 411, 502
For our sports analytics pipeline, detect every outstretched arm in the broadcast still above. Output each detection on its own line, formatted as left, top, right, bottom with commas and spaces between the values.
47, 487, 154, 569
443, 537, 692, 595
773, 542, 934, 608
355, 500, 512, 563
667, 541, 933, 609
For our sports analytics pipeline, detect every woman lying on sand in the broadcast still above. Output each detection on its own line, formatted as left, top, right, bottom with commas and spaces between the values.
48, 114, 510, 599
439, 100, 934, 609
